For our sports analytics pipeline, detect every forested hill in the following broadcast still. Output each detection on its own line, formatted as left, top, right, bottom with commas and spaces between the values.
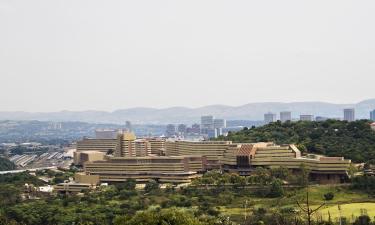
0, 157, 16, 171
216, 120, 375, 163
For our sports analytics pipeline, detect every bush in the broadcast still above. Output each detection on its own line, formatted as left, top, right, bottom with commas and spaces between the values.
144, 180, 159, 193
323, 192, 334, 201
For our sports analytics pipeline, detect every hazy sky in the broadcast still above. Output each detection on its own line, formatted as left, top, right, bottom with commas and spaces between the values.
1, 0, 375, 112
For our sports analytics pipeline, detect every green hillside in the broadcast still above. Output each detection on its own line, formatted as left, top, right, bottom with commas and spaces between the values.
216, 120, 375, 163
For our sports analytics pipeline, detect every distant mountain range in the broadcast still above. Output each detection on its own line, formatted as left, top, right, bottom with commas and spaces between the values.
1, 99, 375, 124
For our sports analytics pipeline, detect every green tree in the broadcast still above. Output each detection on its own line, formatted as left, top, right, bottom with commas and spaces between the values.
144, 180, 160, 193
114, 208, 203, 225
268, 179, 284, 198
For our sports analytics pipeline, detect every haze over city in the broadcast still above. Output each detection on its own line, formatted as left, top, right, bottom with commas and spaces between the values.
1, 0, 375, 112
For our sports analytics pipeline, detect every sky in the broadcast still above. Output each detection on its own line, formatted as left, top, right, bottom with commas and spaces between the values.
0, 0, 375, 112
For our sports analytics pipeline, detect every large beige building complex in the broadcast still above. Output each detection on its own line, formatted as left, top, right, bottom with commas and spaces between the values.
76, 135, 350, 184
165, 140, 231, 169
83, 155, 206, 183
76, 132, 165, 158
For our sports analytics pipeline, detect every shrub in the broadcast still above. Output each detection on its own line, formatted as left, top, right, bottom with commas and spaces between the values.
323, 192, 334, 201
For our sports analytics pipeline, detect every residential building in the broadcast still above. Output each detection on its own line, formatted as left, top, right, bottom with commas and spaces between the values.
300, 115, 314, 121
343, 108, 355, 122
264, 112, 276, 124
280, 111, 292, 122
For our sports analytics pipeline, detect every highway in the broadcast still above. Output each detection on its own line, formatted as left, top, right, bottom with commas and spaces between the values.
0, 166, 57, 175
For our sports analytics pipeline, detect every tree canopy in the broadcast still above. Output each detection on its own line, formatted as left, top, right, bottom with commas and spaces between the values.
216, 120, 375, 163
0, 157, 16, 171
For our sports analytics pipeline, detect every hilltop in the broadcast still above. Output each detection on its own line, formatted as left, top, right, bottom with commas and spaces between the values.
216, 119, 375, 163
0, 99, 375, 124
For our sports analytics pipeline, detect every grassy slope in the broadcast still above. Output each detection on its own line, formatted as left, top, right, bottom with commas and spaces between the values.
219, 185, 374, 221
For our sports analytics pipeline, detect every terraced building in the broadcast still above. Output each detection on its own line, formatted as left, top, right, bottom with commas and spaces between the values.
222, 143, 351, 184
83, 155, 206, 183
165, 140, 232, 169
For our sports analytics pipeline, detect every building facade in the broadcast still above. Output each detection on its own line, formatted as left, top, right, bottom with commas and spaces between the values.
370, 110, 375, 121
165, 124, 176, 137
300, 115, 314, 121
95, 129, 118, 139
83, 155, 207, 183
221, 143, 350, 184
343, 108, 355, 122
280, 111, 292, 122
165, 140, 232, 169
264, 113, 277, 124
201, 115, 214, 129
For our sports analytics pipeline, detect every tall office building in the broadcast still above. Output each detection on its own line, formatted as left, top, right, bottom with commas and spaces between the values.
343, 108, 355, 122
213, 119, 226, 129
370, 109, 375, 121
300, 115, 314, 121
264, 112, 276, 124
280, 111, 292, 122
166, 124, 176, 137
201, 115, 214, 129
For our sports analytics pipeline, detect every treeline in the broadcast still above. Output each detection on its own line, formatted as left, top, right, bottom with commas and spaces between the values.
216, 120, 375, 163
0, 157, 16, 171
1, 171, 375, 225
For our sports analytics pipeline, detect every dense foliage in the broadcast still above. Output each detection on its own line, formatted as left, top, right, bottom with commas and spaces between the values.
0, 157, 16, 171
216, 120, 375, 162
1, 171, 375, 225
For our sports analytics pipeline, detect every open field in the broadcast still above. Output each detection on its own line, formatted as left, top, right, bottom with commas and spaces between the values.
218, 185, 375, 222
317, 203, 375, 221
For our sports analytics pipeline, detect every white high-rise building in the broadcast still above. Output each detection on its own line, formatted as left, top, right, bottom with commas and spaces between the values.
213, 119, 226, 129
300, 115, 314, 121
264, 113, 276, 124
201, 115, 214, 129
280, 111, 292, 122
343, 108, 355, 122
